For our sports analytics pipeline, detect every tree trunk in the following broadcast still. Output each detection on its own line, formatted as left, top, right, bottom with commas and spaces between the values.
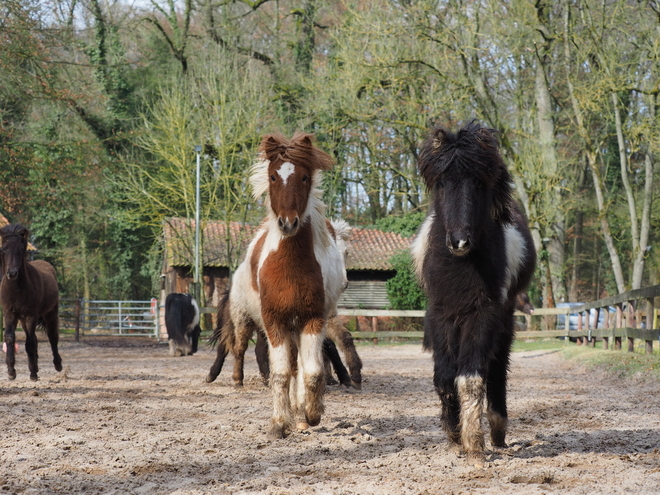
631, 94, 656, 289
562, 1, 626, 293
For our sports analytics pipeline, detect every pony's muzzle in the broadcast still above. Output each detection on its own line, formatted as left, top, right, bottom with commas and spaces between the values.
446, 231, 471, 256
278, 216, 299, 236
6, 268, 18, 280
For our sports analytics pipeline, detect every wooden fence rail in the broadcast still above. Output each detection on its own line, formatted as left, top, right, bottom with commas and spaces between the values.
335, 285, 660, 352
0, 286, 658, 353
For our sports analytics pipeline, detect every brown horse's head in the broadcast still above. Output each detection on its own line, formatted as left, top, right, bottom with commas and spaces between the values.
0, 224, 29, 281
253, 132, 333, 237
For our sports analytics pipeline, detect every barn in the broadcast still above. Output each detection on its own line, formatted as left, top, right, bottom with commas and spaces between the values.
160, 217, 411, 311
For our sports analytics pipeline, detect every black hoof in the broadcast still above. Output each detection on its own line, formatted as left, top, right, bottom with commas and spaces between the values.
30, 374, 39, 382
55, 362, 63, 372
8, 371, 16, 381
205, 374, 216, 383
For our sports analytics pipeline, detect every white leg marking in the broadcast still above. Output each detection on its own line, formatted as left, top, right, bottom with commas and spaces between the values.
269, 343, 293, 433
456, 374, 486, 457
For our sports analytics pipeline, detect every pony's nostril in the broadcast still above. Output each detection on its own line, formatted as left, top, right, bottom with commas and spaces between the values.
292, 217, 299, 229
278, 218, 284, 229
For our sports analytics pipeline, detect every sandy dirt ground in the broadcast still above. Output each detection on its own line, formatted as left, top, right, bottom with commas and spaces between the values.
1, 338, 659, 494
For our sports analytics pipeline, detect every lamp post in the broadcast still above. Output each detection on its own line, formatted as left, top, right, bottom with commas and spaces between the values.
193, 145, 202, 302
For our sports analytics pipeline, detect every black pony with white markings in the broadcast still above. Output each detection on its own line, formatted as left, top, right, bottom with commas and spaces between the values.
411, 122, 535, 467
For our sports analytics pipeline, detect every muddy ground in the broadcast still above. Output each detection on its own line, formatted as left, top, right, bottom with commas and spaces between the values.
1, 338, 659, 494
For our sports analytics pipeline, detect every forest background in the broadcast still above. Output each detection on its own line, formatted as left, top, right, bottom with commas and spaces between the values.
1, 0, 659, 310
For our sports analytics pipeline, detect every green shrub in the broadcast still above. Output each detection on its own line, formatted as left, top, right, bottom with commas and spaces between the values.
386, 250, 427, 310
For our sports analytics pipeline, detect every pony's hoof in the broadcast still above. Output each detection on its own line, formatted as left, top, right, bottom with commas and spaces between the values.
448, 442, 463, 455
55, 363, 63, 372
30, 374, 39, 382
466, 452, 486, 468
351, 380, 362, 390
296, 421, 310, 431
232, 382, 244, 389
491, 438, 507, 449
267, 425, 286, 440
205, 374, 216, 383
306, 414, 322, 427
490, 431, 507, 448
7, 371, 16, 381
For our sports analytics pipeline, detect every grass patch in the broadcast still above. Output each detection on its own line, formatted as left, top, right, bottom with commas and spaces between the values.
559, 344, 660, 379
512, 339, 566, 352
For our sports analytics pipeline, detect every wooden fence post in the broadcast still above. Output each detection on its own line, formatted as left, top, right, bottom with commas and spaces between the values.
627, 301, 635, 352
615, 304, 623, 350
646, 298, 655, 355
74, 298, 81, 343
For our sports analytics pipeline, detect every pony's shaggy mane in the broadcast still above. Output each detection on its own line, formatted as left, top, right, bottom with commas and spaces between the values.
330, 219, 351, 241
0, 224, 29, 240
418, 121, 513, 223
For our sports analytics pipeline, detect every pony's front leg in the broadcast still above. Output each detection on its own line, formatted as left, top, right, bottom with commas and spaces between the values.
3, 312, 18, 380
267, 335, 293, 440
456, 314, 500, 467
23, 317, 40, 381
299, 319, 326, 428
486, 312, 515, 449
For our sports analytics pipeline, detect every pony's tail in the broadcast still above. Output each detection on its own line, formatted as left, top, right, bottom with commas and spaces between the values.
207, 291, 235, 350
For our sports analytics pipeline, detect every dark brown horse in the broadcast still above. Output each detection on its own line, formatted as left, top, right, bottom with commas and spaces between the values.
0, 224, 62, 381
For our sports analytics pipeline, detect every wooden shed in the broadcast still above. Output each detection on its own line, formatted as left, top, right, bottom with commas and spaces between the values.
161, 217, 411, 310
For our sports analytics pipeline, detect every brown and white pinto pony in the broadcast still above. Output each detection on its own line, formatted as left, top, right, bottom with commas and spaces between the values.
220, 132, 347, 439
411, 122, 536, 467
206, 219, 362, 390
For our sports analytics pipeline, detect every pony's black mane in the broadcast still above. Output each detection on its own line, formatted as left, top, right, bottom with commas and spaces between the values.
0, 224, 28, 240
419, 121, 514, 223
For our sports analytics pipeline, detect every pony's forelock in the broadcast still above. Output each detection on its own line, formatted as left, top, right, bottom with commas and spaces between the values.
418, 121, 513, 222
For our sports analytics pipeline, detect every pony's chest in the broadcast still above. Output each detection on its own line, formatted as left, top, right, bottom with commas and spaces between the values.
1, 282, 37, 316
258, 246, 325, 314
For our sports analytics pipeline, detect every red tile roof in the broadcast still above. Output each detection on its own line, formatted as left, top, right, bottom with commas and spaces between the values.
344, 227, 410, 271
164, 217, 259, 268
164, 217, 412, 271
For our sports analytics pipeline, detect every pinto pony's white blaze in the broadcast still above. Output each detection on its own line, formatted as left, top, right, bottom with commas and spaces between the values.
224, 132, 345, 439
277, 162, 296, 184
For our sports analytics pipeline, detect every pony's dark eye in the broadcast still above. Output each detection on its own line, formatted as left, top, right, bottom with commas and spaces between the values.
270, 175, 276, 182
302, 175, 308, 182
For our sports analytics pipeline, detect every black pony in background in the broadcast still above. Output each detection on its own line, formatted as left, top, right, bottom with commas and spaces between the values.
411, 122, 536, 467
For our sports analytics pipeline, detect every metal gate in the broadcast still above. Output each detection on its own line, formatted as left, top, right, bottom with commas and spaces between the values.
79, 299, 160, 338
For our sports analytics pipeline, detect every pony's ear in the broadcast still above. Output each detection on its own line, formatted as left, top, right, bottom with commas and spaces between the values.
292, 132, 334, 171
295, 133, 314, 148
474, 125, 500, 151
418, 127, 450, 188
260, 134, 287, 162
432, 127, 449, 151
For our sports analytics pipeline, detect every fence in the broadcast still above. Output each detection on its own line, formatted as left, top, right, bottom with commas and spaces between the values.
336, 285, 660, 352
58, 299, 160, 340
1, 286, 659, 352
